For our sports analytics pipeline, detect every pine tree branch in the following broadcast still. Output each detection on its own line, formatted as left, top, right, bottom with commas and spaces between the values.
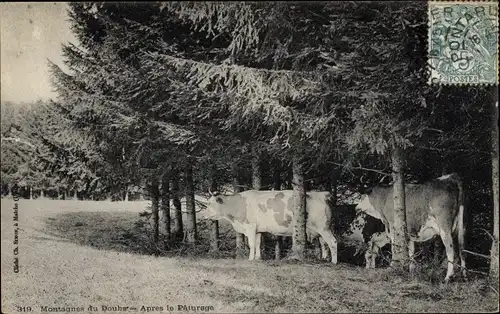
462, 249, 491, 260
326, 161, 391, 176
1, 137, 36, 149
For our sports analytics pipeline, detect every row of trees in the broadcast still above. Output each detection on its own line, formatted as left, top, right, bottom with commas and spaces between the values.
1, 100, 134, 201
2, 2, 497, 280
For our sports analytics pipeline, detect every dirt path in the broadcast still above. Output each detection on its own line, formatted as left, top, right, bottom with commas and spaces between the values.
1, 199, 498, 313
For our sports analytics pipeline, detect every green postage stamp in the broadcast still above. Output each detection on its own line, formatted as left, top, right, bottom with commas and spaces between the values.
428, 1, 498, 85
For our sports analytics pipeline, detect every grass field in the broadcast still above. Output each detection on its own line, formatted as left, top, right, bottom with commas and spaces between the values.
1, 199, 498, 313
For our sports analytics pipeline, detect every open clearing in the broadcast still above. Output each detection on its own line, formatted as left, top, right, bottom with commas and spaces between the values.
1, 199, 498, 313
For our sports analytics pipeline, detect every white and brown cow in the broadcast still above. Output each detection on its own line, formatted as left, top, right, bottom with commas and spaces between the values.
308, 207, 388, 267
202, 190, 339, 264
355, 173, 466, 282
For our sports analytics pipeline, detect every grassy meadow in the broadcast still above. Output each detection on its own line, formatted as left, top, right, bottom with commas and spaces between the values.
1, 198, 498, 313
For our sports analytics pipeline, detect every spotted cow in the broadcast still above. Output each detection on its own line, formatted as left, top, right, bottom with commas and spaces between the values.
201, 190, 339, 263
308, 205, 388, 267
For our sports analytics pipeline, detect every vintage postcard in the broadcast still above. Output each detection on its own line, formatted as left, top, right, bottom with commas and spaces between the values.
1, 2, 499, 313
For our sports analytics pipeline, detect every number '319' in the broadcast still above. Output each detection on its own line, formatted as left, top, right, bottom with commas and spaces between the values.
16, 306, 32, 312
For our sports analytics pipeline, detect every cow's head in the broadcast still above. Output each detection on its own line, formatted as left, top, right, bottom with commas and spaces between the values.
355, 192, 382, 221
201, 189, 225, 220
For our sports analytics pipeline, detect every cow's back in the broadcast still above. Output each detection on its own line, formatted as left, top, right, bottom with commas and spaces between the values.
370, 181, 460, 234
305, 191, 332, 230
240, 190, 332, 235
241, 190, 294, 235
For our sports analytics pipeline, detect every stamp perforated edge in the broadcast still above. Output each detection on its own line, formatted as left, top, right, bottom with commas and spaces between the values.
427, 0, 499, 86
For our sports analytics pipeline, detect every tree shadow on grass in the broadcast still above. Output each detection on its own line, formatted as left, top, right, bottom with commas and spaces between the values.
42, 211, 239, 258
43, 211, 155, 255
40, 210, 383, 264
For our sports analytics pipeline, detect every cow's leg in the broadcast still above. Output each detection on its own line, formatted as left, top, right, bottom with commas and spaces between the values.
364, 251, 371, 269
365, 237, 375, 269
247, 233, 256, 260
458, 229, 467, 280
367, 242, 378, 269
439, 229, 455, 282
408, 240, 416, 275
317, 230, 338, 264
319, 237, 329, 260
368, 231, 390, 267
365, 249, 375, 269
370, 250, 377, 268
388, 228, 396, 267
246, 225, 257, 261
255, 233, 262, 260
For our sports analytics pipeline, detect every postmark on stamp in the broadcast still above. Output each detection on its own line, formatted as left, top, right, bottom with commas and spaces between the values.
428, 1, 498, 85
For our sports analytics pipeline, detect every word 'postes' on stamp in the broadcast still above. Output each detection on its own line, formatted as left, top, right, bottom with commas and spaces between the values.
428, 1, 498, 85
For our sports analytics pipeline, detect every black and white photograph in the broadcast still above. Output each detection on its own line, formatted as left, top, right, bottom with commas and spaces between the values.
1, 2, 499, 313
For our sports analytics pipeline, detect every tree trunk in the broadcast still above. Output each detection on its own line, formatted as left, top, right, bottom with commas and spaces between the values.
250, 149, 264, 257
286, 166, 293, 190
209, 220, 219, 252
331, 177, 338, 205
40, 190, 44, 198
326, 180, 332, 193
8, 185, 12, 198
232, 162, 246, 257
209, 163, 219, 252
63, 190, 66, 200
273, 158, 283, 259
29, 186, 33, 200
161, 172, 170, 250
273, 159, 282, 190
73, 190, 77, 200
251, 146, 262, 190
185, 161, 197, 244
391, 146, 409, 269
318, 176, 337, 260
124, 186, 129, 202
232, 162, 244, 194
151, 177, 160, 249
171, 171, 183, 240
490, 100, 499, 281
291, 155, 307, 260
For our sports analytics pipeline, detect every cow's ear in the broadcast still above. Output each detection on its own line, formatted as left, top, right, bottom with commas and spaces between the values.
216, 197, 223, 204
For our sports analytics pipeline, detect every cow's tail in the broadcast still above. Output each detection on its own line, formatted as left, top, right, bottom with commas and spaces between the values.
457, 176, 466, 277
447, 173, 466, 277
